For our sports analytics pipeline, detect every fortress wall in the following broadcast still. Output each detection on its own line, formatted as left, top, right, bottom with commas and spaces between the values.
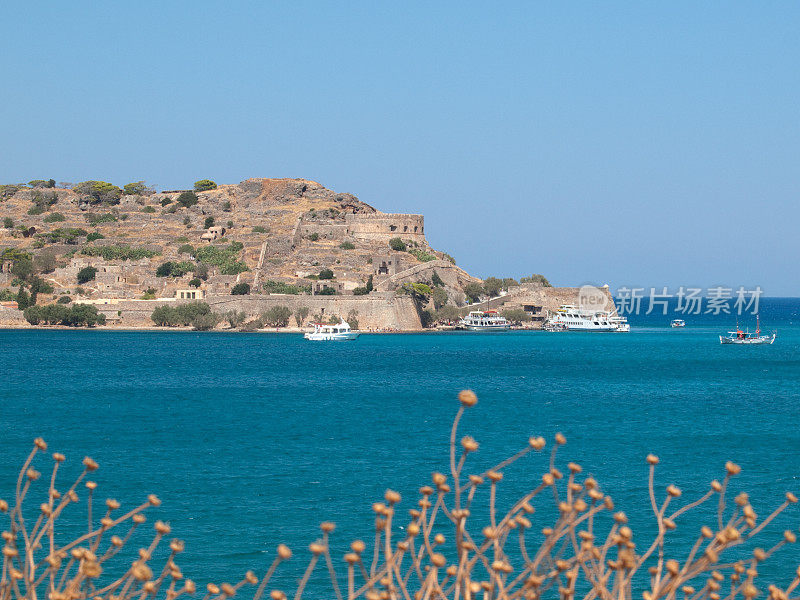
375, 260, 480, 292
502, 285, 618, 317
345, 213, 426, 242
98, 293, 423, 330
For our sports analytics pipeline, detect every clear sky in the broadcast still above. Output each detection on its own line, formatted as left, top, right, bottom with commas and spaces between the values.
2, 2, 798, 294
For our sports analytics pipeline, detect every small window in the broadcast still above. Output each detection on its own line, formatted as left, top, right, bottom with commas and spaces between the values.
390, 225, 397, 231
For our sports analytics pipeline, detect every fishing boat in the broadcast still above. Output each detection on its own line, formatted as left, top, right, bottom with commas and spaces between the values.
304, 320, 360, 341
671, 319, 686, 328
544, 305, 629, 332
459, 310, 510, 331
719, 316, 775, 345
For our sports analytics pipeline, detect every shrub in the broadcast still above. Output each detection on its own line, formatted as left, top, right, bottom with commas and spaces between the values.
86, 232, 105, 242
318, 268, 334, 280
231, 282, 250, 295
43, 212, 65, 223
30, 191, 58, 214
72, 181, 123, 204
316, 286, 337, 295
178, 244, 195, 255
307, 232, 319, 241
431, 270, 444, 288
82, 245, 158, 261
27, 205, 45, 216
188, 278, 202, 288
346, 310, 359, 330
3, 217, 13, 228
222, 201, 232, 212
262, 280, 309, 295
42, 228, 88, 244
29, 179, 55, 188
26, 303, 104, 326
57, 295, 71, 304
194, 242, 248, 275
352, 287, 369, 295
224, 310, 247, 329
150, 301, 211, 327
194, 179, 217, 192
160, 197, 173, 206
77, 266, 98, 284
176, 191, 199, 207
204, 216, 215, 229
294, 306, 310, 326
520, 273, 552, 287
141, 288, 156, 300
435, 304, 462, 323
252, 225, 267, 233
389, 237, 406, 252
409, 248, 435, 262
338, 241, 355, 250
142, 205, 156, 213
442, 252, 456, 264
155, 261, 194, 278
262, 305, 291, 327
15, 288, 31, 310
85, 213, 117, 226
33, 252, 56, 274
483, 276, 504, 297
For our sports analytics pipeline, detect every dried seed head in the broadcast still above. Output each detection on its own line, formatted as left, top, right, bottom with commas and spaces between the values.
521, 501, 534, 514
40, 503, 51, 516
207, 584, 220, 595
277, 544, 292, 559
155, 521, 171, 535
663, 518, 676, 530
753, 548, 767, 562
604, 496, 615, 510
170, 539, 185, 553
34, 438, 47, 451
487, 471, 503, 483
384, 490, 401, 505
786, 492, 798, 504
461, 436, 479, 453
555, 432, 566, 445
666, 485, 682, 497
86, 481, 97, 491
309, 542, 325, 555
430, 553, 446, 568
468, 475, 483, 486
100, 516, 113, 528
542, 527, 553, 536
106, 499, 120, 510
542, 473, 555, 486
574, 499, 588, 512
81, 561, 102, 579
133, 562, 153, 582
446, 565, 457, 577
784, 531, 796, 543
27, 469, 40, 481
432, 473, 447, 486
52, 452, 65, 463
434, 534, 445, 545
350, 540, 365, 554
372, 502, 387, 515
529, 437, 546, 450
568, 462, 582, 474
111, 536, 123, 547
320, 521, 336, 533
482, 527, 498, 539
269, 591, 285, 600
133, 514, 146, 524
726, 462, 741, 476
407, 523, 420, 537
711, 480, 723, 492
221, 583, 236, 597
246, 571, 258, 585
646, 454, 659, 465
82, 457, 98, 471
344, 552, 359, 564
0, 500, 7, 513
619, 526, 632, 541
735, 492, 749, 507
147, 494, 161, 507
458, 390, 477, 407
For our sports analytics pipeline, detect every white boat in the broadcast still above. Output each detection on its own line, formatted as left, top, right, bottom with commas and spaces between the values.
671, 319, 686, 328
304, 320, 360, 341
719, 316, 775, 345
459, 310, 510, 331
545, 305, 629, 332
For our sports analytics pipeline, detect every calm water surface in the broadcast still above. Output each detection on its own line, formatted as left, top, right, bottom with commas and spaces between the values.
2, 298, 800, 587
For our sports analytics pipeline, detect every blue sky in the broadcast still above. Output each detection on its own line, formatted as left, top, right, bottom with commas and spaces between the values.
2, 2, 799, 294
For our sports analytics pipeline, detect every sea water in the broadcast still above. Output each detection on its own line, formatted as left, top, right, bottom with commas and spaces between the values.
2, 298, 799, 589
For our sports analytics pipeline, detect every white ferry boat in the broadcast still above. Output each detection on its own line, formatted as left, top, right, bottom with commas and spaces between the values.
304, 320, 360, 341
671, 319, 686, 328
459, 310, 510, 331
545, 305, 629, 332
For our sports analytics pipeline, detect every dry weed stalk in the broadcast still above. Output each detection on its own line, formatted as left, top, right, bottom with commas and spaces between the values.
2, 391, 799, 600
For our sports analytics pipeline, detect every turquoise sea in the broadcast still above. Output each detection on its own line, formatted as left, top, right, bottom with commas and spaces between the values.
2, 297, 800, 590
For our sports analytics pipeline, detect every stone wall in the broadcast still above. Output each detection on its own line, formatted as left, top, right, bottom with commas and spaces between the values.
345, 213, 425, 242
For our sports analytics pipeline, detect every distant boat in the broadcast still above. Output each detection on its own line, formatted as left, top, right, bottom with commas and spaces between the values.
304, 321, 360, 341
719, 316, 775, 345
671, 319, 686, 328
459, 310, 510, 331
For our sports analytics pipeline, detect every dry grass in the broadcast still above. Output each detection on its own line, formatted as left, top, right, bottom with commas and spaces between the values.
2, 390, 799, 600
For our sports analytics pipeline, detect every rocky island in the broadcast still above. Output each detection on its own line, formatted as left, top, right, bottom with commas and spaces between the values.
0, 178, 605, 330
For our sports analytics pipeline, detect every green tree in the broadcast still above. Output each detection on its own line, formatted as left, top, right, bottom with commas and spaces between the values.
366, 274, 374, 292
204, 216, 215, 229
191, 313, 220, 331
177, 191, 199, 208
12, 258, 35, 282
72, 181, 123, 204
43, 212, 65, 223
463, 282, 484, 303
224, 310, 247, 329
432, 286, 448, 310
339, 241, 355, 250
352, 287, 369, 295
318, 268, 334, 280
389, 237, 406, 252
86, 232, 104, 242
431, 270, 444, 288
502, 277, 519, 289
189, 278, 202, 288
346, 310, 359, 330
501, 308, 531, 324
16, 288, 31, 310
142, 206, 156, 213
151, 305, 177, 326
231, 282, 251, 295
435, 305, 462, 323
483, 277, 504, 297
123, 181, 148, 196
34, 252, 56, 274
3, 217, 13, 228
194, 180, 217, 192
77, 266, 98, 284
262, 305, 291, 327
294, 306, 310, 326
